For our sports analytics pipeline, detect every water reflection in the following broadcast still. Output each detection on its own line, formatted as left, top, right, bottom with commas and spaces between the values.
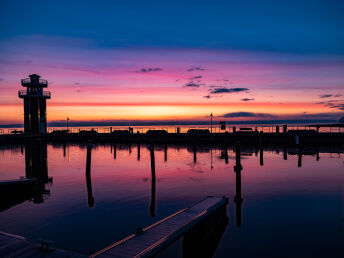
24, 140, 52, 204
149, 145, 156, 217
234, 142, 243, 227
0, 140, 51, 212
86, 144, 95, 208
0, 143, 343, 257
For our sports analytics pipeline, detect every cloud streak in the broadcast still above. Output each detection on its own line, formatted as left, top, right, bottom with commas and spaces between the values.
209, 87, 249, 94
319, 94, 332, 98
317, 100, 344, 111
136, 67, 163, 73
184, 82, 201, 88
187, 67, 205, 72
222, 111, 274, 118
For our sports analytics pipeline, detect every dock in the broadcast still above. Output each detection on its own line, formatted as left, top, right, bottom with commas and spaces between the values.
0, 231, 86, 257
0, 178, 37, 212
92, 196, 228, 258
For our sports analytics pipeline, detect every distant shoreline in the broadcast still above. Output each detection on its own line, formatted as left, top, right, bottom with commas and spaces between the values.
0, 119, 338, 128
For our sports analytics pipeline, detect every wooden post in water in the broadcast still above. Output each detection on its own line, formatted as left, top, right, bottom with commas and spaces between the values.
149, 145, 156, 217
164, 144, 167, 162
63, 143, 66, 158
259, 146, 264, 166
283, 146, 288, 160
298, 147, 302, 168
193, 145, 197, 164
234, 142, 243, 227
86, 144, 95, 207
224, 145, 228, 164
113, 144, 116, 160
137, 143, 141, 161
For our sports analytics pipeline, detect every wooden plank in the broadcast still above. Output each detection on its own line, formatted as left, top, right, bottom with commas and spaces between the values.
0, 232, 87, 258
93, 196, 228, 258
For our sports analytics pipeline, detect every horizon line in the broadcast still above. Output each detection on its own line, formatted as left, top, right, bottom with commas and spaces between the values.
0, 119, 339, 128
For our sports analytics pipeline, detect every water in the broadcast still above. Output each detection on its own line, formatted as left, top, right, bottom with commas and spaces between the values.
0, 143, 343, 257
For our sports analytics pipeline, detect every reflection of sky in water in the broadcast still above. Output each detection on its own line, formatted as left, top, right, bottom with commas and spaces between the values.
0, 144, 343, 257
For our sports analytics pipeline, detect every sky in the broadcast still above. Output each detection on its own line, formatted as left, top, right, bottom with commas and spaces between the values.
0, 0, 344, 125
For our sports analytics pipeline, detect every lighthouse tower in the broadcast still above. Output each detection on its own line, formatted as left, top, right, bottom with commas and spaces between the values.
18, 74, 51, 133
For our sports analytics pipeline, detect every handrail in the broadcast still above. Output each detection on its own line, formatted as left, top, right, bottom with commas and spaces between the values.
18, 90, 51, 98
21, 78, 48, 85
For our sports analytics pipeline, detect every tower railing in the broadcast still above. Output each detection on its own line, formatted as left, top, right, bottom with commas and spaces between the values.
21, 78, 48, 87
18, 90, 51, 98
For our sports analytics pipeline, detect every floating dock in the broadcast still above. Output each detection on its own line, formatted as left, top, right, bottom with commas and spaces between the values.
92, 196, 228, 258
0, 231, 86, 258
0, 178, 37, 212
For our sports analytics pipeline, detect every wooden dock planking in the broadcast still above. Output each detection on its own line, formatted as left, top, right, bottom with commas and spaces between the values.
92, 196, 228, 258
0, 232, 87, 258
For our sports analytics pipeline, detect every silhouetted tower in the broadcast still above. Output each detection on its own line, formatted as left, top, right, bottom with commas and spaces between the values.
19, 74, 51, 133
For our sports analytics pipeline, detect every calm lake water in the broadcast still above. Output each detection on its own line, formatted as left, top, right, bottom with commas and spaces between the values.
0, 143, 343, 257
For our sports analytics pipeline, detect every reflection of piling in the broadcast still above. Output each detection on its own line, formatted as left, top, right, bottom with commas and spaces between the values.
86, 144, 94, 207
21, 144, 24, 155
298, 147, 302, 168
234, 142, 243, 227
193, 145, 197, 164
164, 144, 167, 162
137, 143, 141, 161
259, 146, 264, 166
224, 145, 228, 164
113, 144, 116, 160
316, 150, 320, 161
259, 131, 264, 166
129, 144, 132, 154
283, 146, 288, 160
149, 145, 156, 217
63, 143, 66, 157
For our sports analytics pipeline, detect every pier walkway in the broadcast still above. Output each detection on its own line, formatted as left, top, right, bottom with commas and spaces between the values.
92, 196, 228, 258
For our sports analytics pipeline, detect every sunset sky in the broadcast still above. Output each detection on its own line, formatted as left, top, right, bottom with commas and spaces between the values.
1, 0, 343, 125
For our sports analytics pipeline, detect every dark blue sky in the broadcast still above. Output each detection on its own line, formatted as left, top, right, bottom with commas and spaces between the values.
1, 0, 343, 54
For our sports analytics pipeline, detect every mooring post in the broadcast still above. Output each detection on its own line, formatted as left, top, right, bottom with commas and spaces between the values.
259, 146, 264, 166
113, 143, 116, 160
234, 141, 243, 227
298, 147, 302, 168
137, 143, 141, 161
224, 145, 228, 164
259, 132, 264, 166
276, 126, 280, 134
63, 143, 66, 158
86, 143, 94, 207
149, 145, 156, 217
283, 124, 287, 134
283, 146, 288, 160
164, 144, 167, 162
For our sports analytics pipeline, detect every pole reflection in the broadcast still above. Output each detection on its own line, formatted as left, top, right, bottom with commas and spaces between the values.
86, 144, 95, 208
234, 142, 243, 227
